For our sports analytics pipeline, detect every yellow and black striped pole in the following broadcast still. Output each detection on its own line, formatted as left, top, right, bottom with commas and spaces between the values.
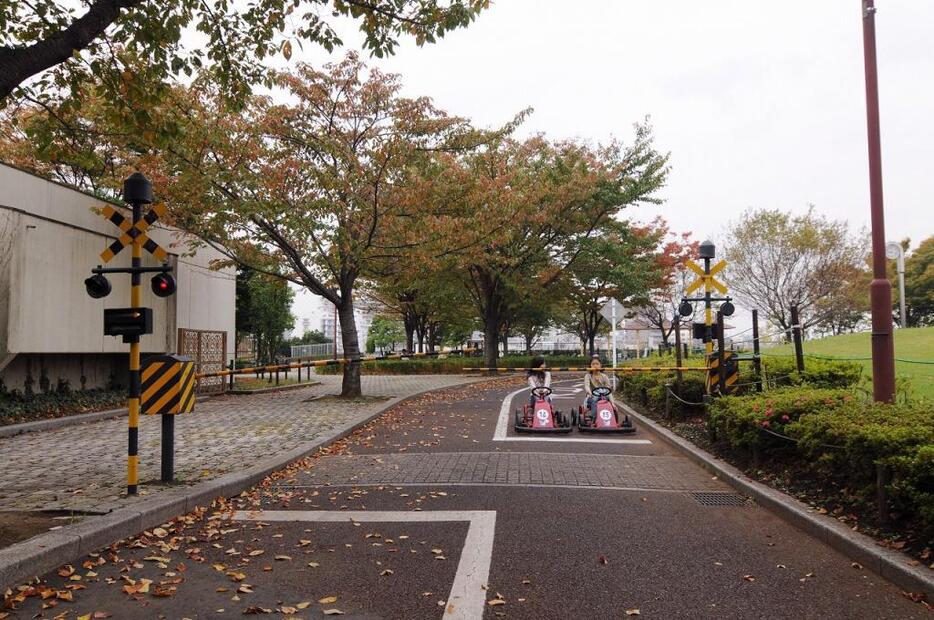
127, 202, 142, 495
123, 173, 153, 496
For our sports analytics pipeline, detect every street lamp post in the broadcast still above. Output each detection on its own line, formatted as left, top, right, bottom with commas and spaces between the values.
885, 241, 907, 328
861, 0, 896, 403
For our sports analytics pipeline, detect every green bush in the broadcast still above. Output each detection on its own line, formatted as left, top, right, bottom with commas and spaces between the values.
0, 388, 126, 425
315, 355, 591, 375
616, 370, 706, 414
761, 356, 863, 389
708, 387, 854, 451
709, 388, 934, 537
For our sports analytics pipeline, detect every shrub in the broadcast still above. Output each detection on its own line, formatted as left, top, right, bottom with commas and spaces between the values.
761, 356, 862, 389
0, 388, 126, 425
616, 370, 706, 415
708, 387, 854, 451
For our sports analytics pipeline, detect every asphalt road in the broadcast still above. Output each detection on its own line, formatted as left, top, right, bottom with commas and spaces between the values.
3, 378, 926, 619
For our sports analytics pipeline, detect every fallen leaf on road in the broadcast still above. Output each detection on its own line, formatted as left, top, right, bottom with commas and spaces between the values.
248, 550, 264, 557
742, 575, 756, 582
851, 562, 863, 570
307, 562, 320, 568
319, 596, 338, 604
243, 606, 272, 614
58, 565, 75, 577
380, 569, 394, 576
487, 599, 505, 606
274, 555, 292, 561
322, 609, 345, 615
626, 610, 641, 616
598, 555, 608, 565
296, 602, 311, 609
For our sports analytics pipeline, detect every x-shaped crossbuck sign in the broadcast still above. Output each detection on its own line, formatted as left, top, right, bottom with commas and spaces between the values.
684, 259, 727, 295
99, 204, 168, 263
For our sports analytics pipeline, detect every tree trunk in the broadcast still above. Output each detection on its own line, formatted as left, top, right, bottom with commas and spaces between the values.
483, 308, 499, 368
404, 324, 415, 353
524, 333, 533, 354
337, 300, 362, 397
588, 334, 596, 357
501, 334, 509, 355
416, 328, 425, 353
427, 323, 437, 353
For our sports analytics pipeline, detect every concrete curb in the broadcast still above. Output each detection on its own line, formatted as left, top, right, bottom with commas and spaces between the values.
620, 402, 934, 601
0, 378, 482, 591
0, 407, 128, 438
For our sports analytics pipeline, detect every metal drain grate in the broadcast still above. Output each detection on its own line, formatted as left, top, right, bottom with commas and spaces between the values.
690, 492, 749, 507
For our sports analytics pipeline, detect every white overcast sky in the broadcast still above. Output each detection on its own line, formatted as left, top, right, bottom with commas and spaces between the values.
290, 0, 934, 330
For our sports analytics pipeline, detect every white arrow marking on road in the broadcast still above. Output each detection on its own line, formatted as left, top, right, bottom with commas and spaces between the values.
233, 510, 496, 620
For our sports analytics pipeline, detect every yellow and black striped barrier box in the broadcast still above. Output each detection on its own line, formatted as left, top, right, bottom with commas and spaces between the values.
707, 351, 739, 395
142, 354, 196, 415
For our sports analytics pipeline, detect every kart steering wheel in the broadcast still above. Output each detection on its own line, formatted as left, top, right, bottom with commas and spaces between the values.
592, 386, 612, 398
531, 386, 553, 397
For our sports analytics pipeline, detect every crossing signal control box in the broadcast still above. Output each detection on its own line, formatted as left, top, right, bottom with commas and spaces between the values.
104, 307, 153, 341
141, 355, 196, 415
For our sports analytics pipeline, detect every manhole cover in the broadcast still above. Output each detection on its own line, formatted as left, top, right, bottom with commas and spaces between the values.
690, 492, 749, 507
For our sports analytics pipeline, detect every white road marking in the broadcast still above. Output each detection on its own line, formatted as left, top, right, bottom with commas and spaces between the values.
495, 382, 652, 444
233, 510, 496, 620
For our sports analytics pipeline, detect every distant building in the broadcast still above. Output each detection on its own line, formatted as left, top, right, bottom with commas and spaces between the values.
0, 164, 236, 392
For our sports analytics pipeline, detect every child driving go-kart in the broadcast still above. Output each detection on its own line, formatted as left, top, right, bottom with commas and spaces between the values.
527, 355, 551, 408
578, 355, 635, 433
514, 357, 571, 433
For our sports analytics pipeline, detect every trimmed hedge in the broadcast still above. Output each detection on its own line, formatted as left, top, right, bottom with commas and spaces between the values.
760, 356, 863, 389
315, 355, 591, 375
0, 388, 126, 426
709, 388, 934, 537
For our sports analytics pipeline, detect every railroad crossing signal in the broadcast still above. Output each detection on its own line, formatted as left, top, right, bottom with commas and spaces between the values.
84, 172, 180, 496
99, 203, 168, 263
685, 259, 728, 295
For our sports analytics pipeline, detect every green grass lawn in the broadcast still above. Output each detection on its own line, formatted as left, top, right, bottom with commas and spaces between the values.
761, 327, 934, 401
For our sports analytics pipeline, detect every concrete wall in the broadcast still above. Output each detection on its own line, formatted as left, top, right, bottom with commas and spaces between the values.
0, 164, 235, 391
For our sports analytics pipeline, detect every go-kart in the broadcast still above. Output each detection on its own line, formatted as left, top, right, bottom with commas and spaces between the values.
577, 386, 636, 433
515, 386, 572, 433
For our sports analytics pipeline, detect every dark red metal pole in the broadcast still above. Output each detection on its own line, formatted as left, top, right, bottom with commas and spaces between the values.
861, 0, 895, 403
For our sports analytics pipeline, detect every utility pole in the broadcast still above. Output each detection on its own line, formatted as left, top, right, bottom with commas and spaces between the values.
861, 0, 896, 402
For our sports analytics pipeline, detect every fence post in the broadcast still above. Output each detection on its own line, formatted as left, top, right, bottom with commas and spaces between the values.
752, 309, 763, 392
717, 310, 726, 395
674, 316, 683, 387
790, 305, 805, 373
683, 342, 689, 359
228, 359, 234, 391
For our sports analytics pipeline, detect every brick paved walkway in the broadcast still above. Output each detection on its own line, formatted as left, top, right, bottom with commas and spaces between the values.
285, 452, 725, 491
0, 375, 481, 514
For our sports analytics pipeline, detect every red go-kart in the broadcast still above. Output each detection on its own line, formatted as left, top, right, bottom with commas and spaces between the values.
577, 386, 636, 433
515, 386, 572, 433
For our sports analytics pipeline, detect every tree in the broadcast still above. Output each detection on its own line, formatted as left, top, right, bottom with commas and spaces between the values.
0, 0, 487, 107
634, 226, 697, 347
157, 55, 481, 397
366, 315, 405, 354
722, 206, 867, 337
903, 235, 934, 327
560, 219, 668, 355
239, 271, 295, 363
450, 124, 669, 368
